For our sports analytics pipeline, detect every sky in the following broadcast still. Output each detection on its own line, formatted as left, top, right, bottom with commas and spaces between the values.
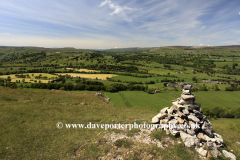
0, 0, 240, 49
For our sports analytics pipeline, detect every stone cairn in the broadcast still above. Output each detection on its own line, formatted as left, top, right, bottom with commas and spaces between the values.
152, 85, 236, 159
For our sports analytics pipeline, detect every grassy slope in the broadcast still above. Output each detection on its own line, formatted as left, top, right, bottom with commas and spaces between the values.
0, 87, 156, 159
0, 88, 239, 159
105, 91, 240, 112
172, 91, 240, 109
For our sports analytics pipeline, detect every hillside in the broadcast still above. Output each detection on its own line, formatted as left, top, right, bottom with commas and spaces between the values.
0, 87, 239, 159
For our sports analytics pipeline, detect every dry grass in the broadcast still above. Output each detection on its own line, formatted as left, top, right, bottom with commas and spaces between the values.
56, 73, 118, 80
0, 73, 57, 83
66, 68, 100, 72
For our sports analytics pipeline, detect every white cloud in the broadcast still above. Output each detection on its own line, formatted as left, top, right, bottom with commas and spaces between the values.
239, 12, 240, 15
199, 44, 204, 46
200, 26, 206, 30
99, 0, 135, 21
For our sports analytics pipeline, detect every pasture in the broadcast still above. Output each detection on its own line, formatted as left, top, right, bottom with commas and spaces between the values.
110, 75, 177, 83
105, 91, 240, 112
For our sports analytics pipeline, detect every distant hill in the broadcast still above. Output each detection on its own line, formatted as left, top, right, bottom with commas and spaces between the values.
0, 46, 94, 53
104, 47, 158, 53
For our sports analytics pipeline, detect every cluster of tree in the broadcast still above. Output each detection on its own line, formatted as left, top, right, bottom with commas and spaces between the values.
76, 79, 104, 86
15, 74, 28, 78
217, 64, 240, 75
202, 107, 240, 118
1, 80, 147, 92
225, 84, 240, 91
105, 83, 146, 92
1, 51, 46, 62
191, 85, 209, 91
161, 78, 184, 83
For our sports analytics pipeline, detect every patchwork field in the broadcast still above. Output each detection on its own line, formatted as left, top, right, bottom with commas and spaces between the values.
56, 73, 118, 80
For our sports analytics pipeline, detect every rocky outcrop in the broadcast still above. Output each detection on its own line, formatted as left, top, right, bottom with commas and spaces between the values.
222, 150, 237, 160
152, 84, 236, 159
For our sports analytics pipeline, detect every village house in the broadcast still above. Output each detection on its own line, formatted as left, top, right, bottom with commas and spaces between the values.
211, 81, 218, 84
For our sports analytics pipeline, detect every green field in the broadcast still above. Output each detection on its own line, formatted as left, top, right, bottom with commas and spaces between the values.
1, 46, 240, 159
105, 91, 240, 112
110, 75, 177, 83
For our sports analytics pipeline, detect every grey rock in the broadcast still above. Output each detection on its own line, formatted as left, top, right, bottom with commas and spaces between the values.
180, 131, 198, 147
193, 109, 201, 114
169, 119, 178, 125
184, 105, 189, 110
179, 99, 186, 105
187, 129, 195, 136
213, 133, 224, 144
188, 104, 200, 110
172, 100, 179, 106
176, 111, 184, 118
196, 147, 208, 157
182, 109, 189, 115
185, 99, 195, 104
183, 84, 191, 90
182, 89, 191, 94
169, 105, 178, 114
202, 121, 213, 138
166, 129, 170, 135
177, 104, 185, 110
197, 132, 208, 142
166, 109, 170, 114
188, 114, 200, 123
160, 119, 169, 124
206, 141, 217, 150
177, 118, 185, 124
156, 113, 168, 119
176, 125, 185, 131
195, 113, 203, 120
181, 94, 195, 100
210, 148, 222, 158
169, 128, 180, 136
222, 150, 236, 160
152, 116, 160, 123
167, 114, 174, 119
160, 107, 169, 114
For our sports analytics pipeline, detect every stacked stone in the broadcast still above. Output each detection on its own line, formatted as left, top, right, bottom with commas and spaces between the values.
152, 85, 236, 159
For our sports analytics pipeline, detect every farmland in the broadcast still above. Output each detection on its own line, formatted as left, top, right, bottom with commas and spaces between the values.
0, 73, 57, 83
56, 73, 118, 80
1, 46, 240, 159
105, 90, 240, 112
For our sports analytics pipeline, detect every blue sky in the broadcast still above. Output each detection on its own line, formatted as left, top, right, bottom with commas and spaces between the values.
0, 0, 240, 49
